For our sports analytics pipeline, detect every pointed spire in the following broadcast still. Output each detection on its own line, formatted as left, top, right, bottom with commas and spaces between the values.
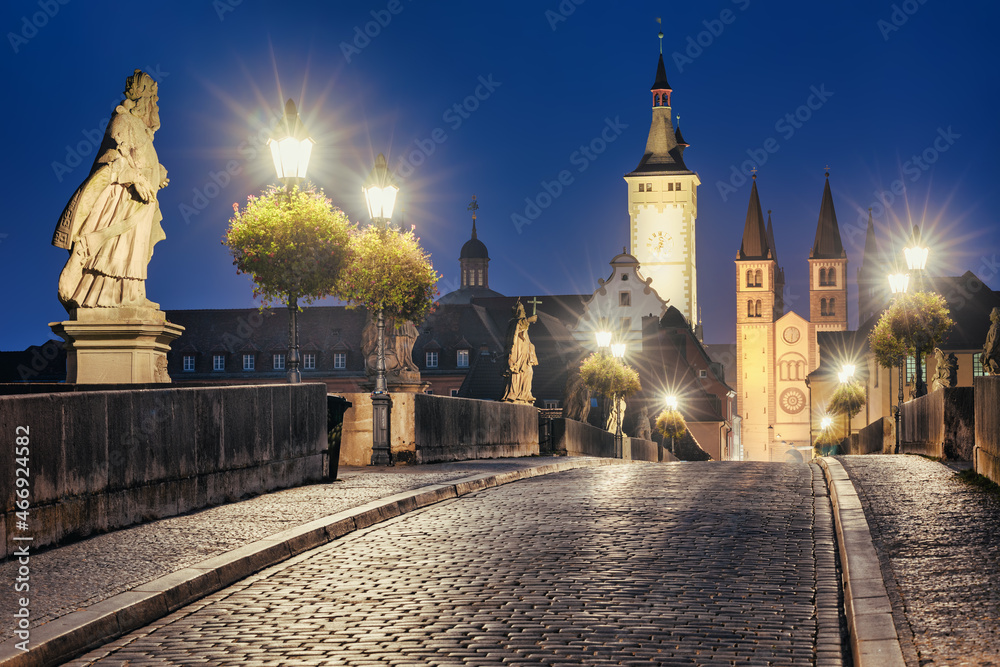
467, 194, 479, 240
651, 52, 672, 92
674, 116, 689, 147
811, 172, 846, 259
738, 176, 771, 260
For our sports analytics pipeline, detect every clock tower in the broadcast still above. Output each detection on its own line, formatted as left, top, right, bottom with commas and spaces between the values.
625, 47, 701, 332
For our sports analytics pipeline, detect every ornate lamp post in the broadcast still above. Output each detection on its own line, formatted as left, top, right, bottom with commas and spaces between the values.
268, 99, 314, 384
837, 364, 856, 438
362, 153, 399, 466
888, 272, 908, 454
611, 342, 626, 458
904, 225, 930, 396
666, 394, 678, 456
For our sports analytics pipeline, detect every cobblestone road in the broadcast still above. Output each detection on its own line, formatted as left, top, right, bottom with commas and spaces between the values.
839, 455, 1000, 666
69, 463, 844, 666
0, 458, 563, 642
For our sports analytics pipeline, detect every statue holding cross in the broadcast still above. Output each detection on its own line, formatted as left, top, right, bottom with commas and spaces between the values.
527, 296, 542, 316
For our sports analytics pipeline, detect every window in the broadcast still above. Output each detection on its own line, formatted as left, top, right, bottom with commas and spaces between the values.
905, 355, 926, 383
747, 300, 754, 317
457, 349, 469, 368
699, 369, 708, 379
334, 352, 346, 370
827, 268, 836, 286
544, 400, 560, 409
183, 355, 195, 372
974, 355, 986, 377
303, 353, 316, 370
619, 291, 631, 307
243, 354, 255, 371
668, 183, 674, 192
621, 273, 628, 281
755, 300, 762, 318
675, 182, 682, 191
746, 270, 753, 287
213, 354, 225, 371
450, 389, 460, 397
273, 353, 285, 370
821, 298, 828, 316
646, 182, 652, 191
819, 268, 827, 286
754, 269, 762, 287
828, 298, 836, 316
426, 351, 438, 368
638, 183, 645, 192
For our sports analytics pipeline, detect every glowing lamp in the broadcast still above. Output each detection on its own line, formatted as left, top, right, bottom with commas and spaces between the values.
268, 99, 314, 185
363, 153, 399, 226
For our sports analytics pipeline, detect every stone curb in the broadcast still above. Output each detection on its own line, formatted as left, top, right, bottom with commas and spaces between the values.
0, 457, 622, 667
818, 457, 905, 667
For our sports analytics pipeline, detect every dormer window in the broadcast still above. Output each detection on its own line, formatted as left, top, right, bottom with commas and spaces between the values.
638, 183, 645, 192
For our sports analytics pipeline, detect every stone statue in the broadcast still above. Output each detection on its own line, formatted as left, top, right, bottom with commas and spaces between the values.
606, 397, 627, 436
563, 368, 591, 422
501, 301, 538, 404
931, 347, 957, 391
982, 307, 1000, 376
362, 314, 420, 380
53, 70, 168, 311
630, 405, 652, 441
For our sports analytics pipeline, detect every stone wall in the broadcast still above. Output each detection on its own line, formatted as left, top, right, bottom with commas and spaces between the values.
629, 437, 660, 462
0, 384, 329, 558
900, 387, 975, 460
974, 376, 1000, 485
551, 418, 616, 458
845, 416, 895, 455
339, 393, 538, 465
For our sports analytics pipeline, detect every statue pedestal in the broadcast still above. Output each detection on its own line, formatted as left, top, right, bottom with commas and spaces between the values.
50, 307, 185, 384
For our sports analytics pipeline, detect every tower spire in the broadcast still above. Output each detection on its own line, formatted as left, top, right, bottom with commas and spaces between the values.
467, 194, 479, 240
738, 175, 770, 259
811, 171, 846, 259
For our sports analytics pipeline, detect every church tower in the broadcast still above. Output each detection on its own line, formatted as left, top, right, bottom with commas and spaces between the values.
625, 42, 701, 331
857, 209, 886, 327
735, 176, 782, 460
459, 195, 489, 290
808, 173, 848, 353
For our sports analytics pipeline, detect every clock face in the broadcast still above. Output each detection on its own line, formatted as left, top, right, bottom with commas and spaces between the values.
646, 231, 673, 260
783, 327, 801, 344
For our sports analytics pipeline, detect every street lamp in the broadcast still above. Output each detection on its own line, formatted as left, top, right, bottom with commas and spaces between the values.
611, 342, 626, 458
268, 99, 314, 188
595, 329, 612, 349
888, 271, 908, 454
363, 153, 399, 229
268, 99, 314, 384
838, 364, 856, 438
904, 224, 930, 396
362, 153, 400, 466
666, 394, 678, 456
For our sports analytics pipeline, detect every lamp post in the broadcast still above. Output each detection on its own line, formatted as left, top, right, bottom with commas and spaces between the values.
904, 225, 930, 396
837, 364, 856, 439
362, 153, 399, 466
611, 342, 626, 458
888, 271, 908, 454
666, 394, 678, 456
267, 99, 314, 384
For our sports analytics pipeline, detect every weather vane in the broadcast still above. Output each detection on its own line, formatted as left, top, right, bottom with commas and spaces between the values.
656, 17, 663, 54
467, 194, 479, 222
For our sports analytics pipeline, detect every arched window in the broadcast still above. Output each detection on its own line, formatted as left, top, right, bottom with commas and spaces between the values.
821, 298, 828, 316
829, 298, 836, 315
755, 300, 762, 318
746, 270, 753, 287
747, 300, 754, 317
754, 269, 762, 287
828, 268, 836, 286
818, 268, 827, 286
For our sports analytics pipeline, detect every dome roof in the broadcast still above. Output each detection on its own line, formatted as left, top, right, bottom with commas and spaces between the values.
460, 237, 489, 259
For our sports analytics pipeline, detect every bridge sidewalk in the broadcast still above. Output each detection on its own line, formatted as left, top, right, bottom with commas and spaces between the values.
0, 456, 622, 667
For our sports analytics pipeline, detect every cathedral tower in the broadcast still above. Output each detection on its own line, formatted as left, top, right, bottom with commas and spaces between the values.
857, 209, 886, 327
808, 173, 848, 354
460, 195, 489, 290
625, 46, 700, 330
735, 176, 783, 460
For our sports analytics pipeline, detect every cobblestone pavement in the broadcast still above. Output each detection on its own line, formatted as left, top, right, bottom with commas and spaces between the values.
68, 462, 844, 666
0, 458, 568, 643
839, 455, 1000, 666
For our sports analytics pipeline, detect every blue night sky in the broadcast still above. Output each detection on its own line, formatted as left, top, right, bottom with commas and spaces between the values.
1, 0, 997, 351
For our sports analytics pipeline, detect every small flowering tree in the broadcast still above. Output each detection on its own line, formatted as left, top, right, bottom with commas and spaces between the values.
579, 352, 640, 438
827, 381, 866, 437
869, 291, 953, 397
223, 185, 352, 308
336, 225, 439, 323
655, 408, 686, 455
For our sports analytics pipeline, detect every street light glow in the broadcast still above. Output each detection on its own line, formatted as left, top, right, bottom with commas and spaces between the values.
888, 272, 910, 294
821, 416, 833, 430
595, 330, 612, 348
362, 153, 399, 225
611, 342, 626, 359
666, 395, 678, 410
904, 225, 928, 271
268, 99, 314, 185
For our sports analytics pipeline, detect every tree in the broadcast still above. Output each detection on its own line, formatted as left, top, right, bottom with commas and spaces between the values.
868, 291, 953, 397
827, 381, 866, 437
223, 185, 352, 308
578, 352, 641, 400
655, 408, 686, 456
336, 225, 439, 323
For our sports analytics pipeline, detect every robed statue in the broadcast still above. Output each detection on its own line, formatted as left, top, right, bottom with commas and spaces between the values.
982, 307, 1000, 376
361, 314, 420, 380
501, 301, 537, 404
931, 347, 957, 391
53, 70, 168, 311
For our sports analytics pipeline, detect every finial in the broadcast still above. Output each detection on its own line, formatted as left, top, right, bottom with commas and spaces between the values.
768, 209, 772, 216
656, 17, 663, 54
468, 194, 479, 239
825, 165, 830, 177
751, 166, 757, 180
